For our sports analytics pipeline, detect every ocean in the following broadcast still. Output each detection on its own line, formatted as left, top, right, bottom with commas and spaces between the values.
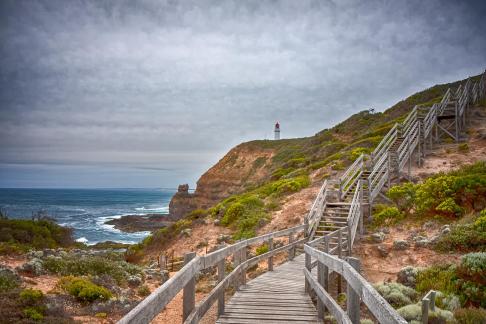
0, 188, 175, 245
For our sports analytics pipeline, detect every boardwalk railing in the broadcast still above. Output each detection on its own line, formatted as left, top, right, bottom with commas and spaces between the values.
304, 242, 407, 324
119, 224, 307, 324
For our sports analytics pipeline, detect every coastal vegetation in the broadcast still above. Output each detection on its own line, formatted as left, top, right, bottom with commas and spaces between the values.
0, 213, 76, 255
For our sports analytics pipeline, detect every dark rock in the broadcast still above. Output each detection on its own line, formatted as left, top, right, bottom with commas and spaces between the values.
16, 258, 44, 276
393, 240, 410, 251
105, 214, 172, 233
397, 266, 418, 288
127, 275, 142, 287
371, 232, 386, 243
376, 245, 389, 257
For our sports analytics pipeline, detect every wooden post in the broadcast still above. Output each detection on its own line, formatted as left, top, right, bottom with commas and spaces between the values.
217, 255, 225, 316
268, 238, 274, 271
346, 257, 361, 324
323, 237, 330, 292
407, 135, 411, 178
422, 298, 430, 324
304, 250, 311, 293
288, 232, 295, 260
317, 260, 325, 319
337, 229, 342, 294
182, 252, 196, 321
241, 246, 247, 286
233, 247, 241, 290
347, 226, 352, 256
430, 291, 436, 311
359, 181, 364, 237
455, 102, 459, 142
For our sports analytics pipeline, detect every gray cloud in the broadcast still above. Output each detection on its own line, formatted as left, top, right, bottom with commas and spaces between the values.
0, 0, 485, 188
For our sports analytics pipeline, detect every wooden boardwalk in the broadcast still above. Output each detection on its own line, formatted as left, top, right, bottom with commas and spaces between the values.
216, 254, 321, 324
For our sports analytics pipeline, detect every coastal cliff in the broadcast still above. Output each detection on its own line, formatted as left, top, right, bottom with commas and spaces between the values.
169, 144, 275, 219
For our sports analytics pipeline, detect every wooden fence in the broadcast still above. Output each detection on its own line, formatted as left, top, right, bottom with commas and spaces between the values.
118, 224, 307, 324
304, 241, 407, 324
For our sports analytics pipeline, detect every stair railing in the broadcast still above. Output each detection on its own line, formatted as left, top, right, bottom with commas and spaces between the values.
339, 154, 364, 200
305, 179, 329, 237
368, 151, 390, 201
346, 181, 362, 250
370, 123, 398, 165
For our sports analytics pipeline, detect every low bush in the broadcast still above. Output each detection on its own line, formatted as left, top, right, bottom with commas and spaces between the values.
387, 183, 416, 214
59, 276, 112, 302
372, 206, 404, 227
0, 217, 75, 253
255, 244, 269, 256
23, 306, 44, 321
454, 307, 486, 324
137, 285, 151, 297
0, 269, 20, 292
458, 143, 469, 152
19, 288, 44, 305
416, 264, 457, 294
435, 223, 486, 252
386, 162, 486, 219
44, 254, 143, 285
374, 282, 417, 307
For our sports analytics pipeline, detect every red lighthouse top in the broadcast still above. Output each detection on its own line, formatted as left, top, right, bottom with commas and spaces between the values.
275, 122, 280, 129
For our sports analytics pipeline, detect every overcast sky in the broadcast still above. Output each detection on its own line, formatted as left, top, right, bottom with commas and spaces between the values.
0, 0, 485, 188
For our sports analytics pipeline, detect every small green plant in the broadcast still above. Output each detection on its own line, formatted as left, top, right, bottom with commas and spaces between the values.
372, 206, 404, 227
19, 289, 43, 304
137, 285, 151, 297
59, 276, 112, 302
23, 307, 43, 321
255, 244, 269, 256
0, 270, 20, 292
95, 312, 107, 318
458, 143, 469, 152
435, 223, 486, 252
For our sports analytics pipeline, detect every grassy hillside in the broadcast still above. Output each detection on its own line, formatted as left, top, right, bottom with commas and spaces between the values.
128, 73, 480, 259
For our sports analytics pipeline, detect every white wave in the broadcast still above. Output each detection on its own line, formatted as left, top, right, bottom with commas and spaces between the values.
135, 206, 169, 213
76, 237, 89, 243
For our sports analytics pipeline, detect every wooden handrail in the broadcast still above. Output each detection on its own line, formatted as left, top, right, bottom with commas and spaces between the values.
304, 244, 407, 324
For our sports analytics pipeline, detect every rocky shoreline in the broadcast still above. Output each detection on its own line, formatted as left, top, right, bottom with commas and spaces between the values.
105, 214, 173, 233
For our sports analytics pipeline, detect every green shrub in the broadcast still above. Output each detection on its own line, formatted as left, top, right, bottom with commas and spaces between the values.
436, 197, 464, 217
374, 282, 417, 307
0, 270, 20, 292
59, 276, 112, 302
44, 254, 143, 285
474, 210, 486, 232
387, 183, 416, 214
416, 264, 457, 294
255, 244, 269, 256
455, 253, 486, 307
0, 218, 75, 252
19, 289, 43, 305
137, 285, 151, 297
372, 206, 404, 227
454, 307, 486, 324
435, 223, 486, 252
347, 147, 371, 161
397, 303, 453, 322
458, 143, 469, 152
23, 307, 43, 321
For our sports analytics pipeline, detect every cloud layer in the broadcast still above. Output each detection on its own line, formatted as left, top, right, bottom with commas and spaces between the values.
1, 0, 485, 188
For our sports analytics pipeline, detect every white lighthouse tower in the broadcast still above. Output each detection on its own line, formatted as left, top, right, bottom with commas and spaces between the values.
274, 121, 280, 140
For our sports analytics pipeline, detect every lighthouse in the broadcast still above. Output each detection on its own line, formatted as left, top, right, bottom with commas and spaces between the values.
274, 122, 280, 140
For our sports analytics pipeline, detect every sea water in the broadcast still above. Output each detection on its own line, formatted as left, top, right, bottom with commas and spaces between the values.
0, 188, 175, 245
